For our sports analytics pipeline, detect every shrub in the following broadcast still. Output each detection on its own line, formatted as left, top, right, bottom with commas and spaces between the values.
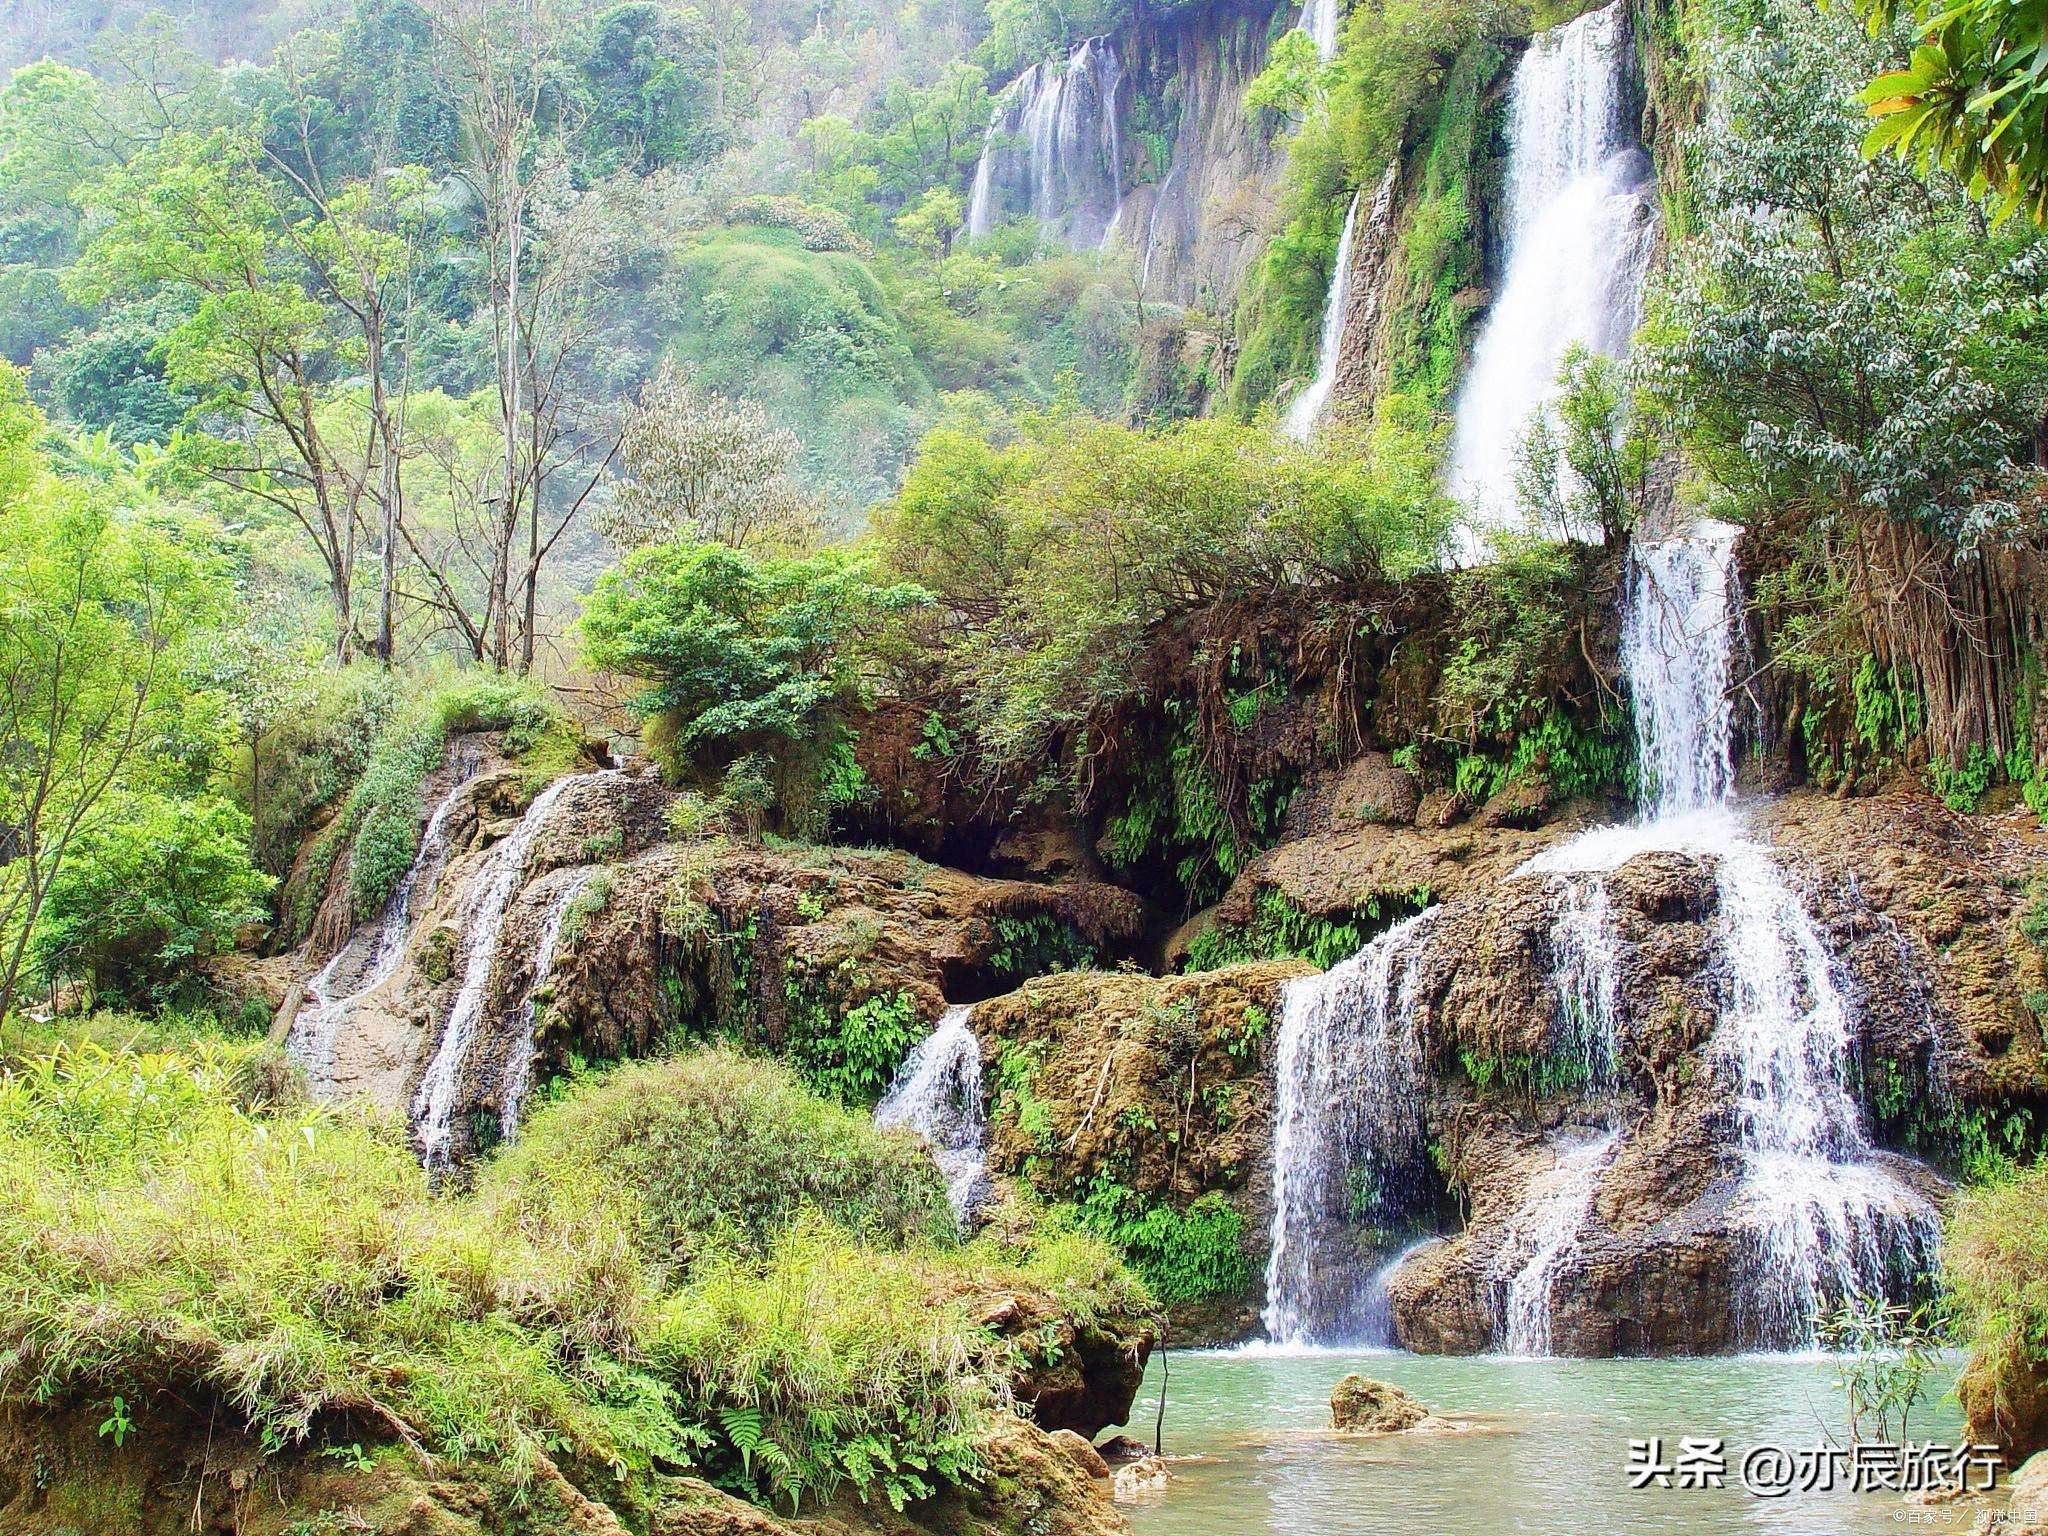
1944, 1163, 2048, 1447
1067, 1179, 1252, 1306
477, 1046, 957, 1264
29, 792, 273, 1007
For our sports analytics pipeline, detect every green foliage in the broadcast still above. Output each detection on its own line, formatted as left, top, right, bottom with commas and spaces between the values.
1816, 1296, 1950, 1444
29, 792, 272, 1008
1066, 1180, 1252, 1306
784, 982, 926, 1108
1515, 344, 1653, 546
1184, 887, 1426, 972
985, 912, 1096, 981
1930, 745, 2001, 811
578, 539, 930, 837
1854, 0, 2048, 224
1943, 1161, 2048, 1448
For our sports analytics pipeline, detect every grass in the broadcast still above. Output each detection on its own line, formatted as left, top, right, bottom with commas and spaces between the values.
0, 1033, 1141, 1515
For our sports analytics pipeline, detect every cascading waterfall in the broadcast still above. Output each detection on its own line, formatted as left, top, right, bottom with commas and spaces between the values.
1446, 0, 1658, 557
288, 755, 479, 1096
1297, 0, 1341, 63
1509, 521, 1939, 1350
413, 769, 616, 1173
495, 867, 595, 1143
1263, 909, 1440, 1345
1488, 1129, 1622, 1356
1281, 192, 1360, 442
874, 1004, 991, 1221
961, 39, 1125, 247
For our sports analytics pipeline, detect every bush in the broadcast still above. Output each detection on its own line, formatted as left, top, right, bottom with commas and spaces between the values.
1067, 1179, 1253, 1306
29, 792, 273, 1007
477, 1046, 958, 1263
1944, 1163, 2048, 1447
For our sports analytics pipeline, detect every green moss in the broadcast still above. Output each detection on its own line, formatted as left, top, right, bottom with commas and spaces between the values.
1064, 1180, 1253, 1307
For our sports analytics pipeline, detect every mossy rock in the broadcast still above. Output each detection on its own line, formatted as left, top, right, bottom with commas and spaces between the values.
1329, 1373, 1428, 1433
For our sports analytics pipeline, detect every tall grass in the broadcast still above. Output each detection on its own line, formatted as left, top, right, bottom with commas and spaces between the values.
0, 1039, 1138, 1512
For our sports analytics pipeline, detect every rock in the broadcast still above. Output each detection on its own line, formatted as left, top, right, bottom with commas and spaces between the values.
2003, 1451, 2048, 1534
1094, 1434, 1152, 1465
1414, 788, 1470, 830
970, 1285, 1155, 1438
1329, 1374, 1428, 1433
1285, 751, 1420, 834
1049, 1428, 1112, 1480
1111, 1457, 1171, 1500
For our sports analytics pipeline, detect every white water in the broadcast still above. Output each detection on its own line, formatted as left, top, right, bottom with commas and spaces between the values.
288, 758, 478, 1096
495, 866, 595, 1143
961, 39, 1124, 247
1489, 1129, 1621, 1356
1282, 192, 1360, 442
1516, 523, 1939, 1349
1547, 873, 1620, 1093
874, 1004, 991, 1221
1297, 0, 1340, 63
413, 770, 614, 1173
1263, 909, 1439, 1345
1446, 0, 1658, 559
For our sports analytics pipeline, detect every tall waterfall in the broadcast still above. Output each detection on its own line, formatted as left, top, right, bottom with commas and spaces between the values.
1297, 0, 1341, 63
1263, 909, 1439, 1345
874, 1005, 991, 1222
961, 39, 1125, 247
288, 755, 479, 1097
1446, 0, 1658, 557
1281, 192, 1361, 442
413, 769, 615, 1173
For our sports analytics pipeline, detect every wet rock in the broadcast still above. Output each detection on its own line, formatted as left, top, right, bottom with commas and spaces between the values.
1094, 1434, 1152, 1465
1110, 1457, 1171, 1500
2003, 1451, 2048, 1534
1329, 1374, 1427, 1433
972, 1287, 1155, 1439
1049, 1428, 1112, 1480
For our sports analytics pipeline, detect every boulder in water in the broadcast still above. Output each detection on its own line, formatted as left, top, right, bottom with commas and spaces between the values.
1329, 1374, 1428, 1433
2003, 1452, 2048, 1534
1094, 1434, 1152, 1465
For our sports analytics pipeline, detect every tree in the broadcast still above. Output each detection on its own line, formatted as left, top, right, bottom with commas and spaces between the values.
0, 473, 203, 1022
1856, 0, 2048, 223
895, 186, 964, 263
28, 791, 272, 1008
578, 540, 930, 830
601, 363, 818, 552
1514, 345, 1651, 548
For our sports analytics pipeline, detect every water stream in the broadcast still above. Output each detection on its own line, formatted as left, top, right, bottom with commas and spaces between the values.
874, 1004, 991, 1221
1446, 0, 1658, 557
1263, 910, 1439, 1344
1281, 192, 1360, 442
413, 769, 615, 1173
495, 866, 596, 1143
1297, 0, 1341, 63
287, 754, 479, 1096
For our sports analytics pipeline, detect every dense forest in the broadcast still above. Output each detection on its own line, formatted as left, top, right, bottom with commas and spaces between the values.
8, 0, 2048, 1528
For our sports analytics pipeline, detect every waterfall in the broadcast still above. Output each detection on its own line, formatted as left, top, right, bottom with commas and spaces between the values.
1263, 909, 1439, 1345
495, 866, 595, 1143
1547, 873, 1620, 1094
1489, 1129, 1621, 1356
1281, 192, 1360, 442
288, 755, 479, 1097
1446, 0, 1658, 557
1138, 161, 1182, 293
1297, 0, 1341, 63
959, 39, 1125, 248
1515, 523, 1938, 1350
874, 1004, 990, 1222
413, 769, 614, 1173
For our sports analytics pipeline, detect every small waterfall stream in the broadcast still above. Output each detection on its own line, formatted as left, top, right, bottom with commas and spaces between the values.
961, 39, 1125, 247
1297, 0, 1341, 63
495, 866, 596, 1143
413, 769, 616, 1173
1488, 1129, 1622, 1356
288, 755, 479, 1096
1281, 192, 1361, 442
874, 1004, 991, 1222
1263, 909, 1439, 1345
1446, 0, 1658, 556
